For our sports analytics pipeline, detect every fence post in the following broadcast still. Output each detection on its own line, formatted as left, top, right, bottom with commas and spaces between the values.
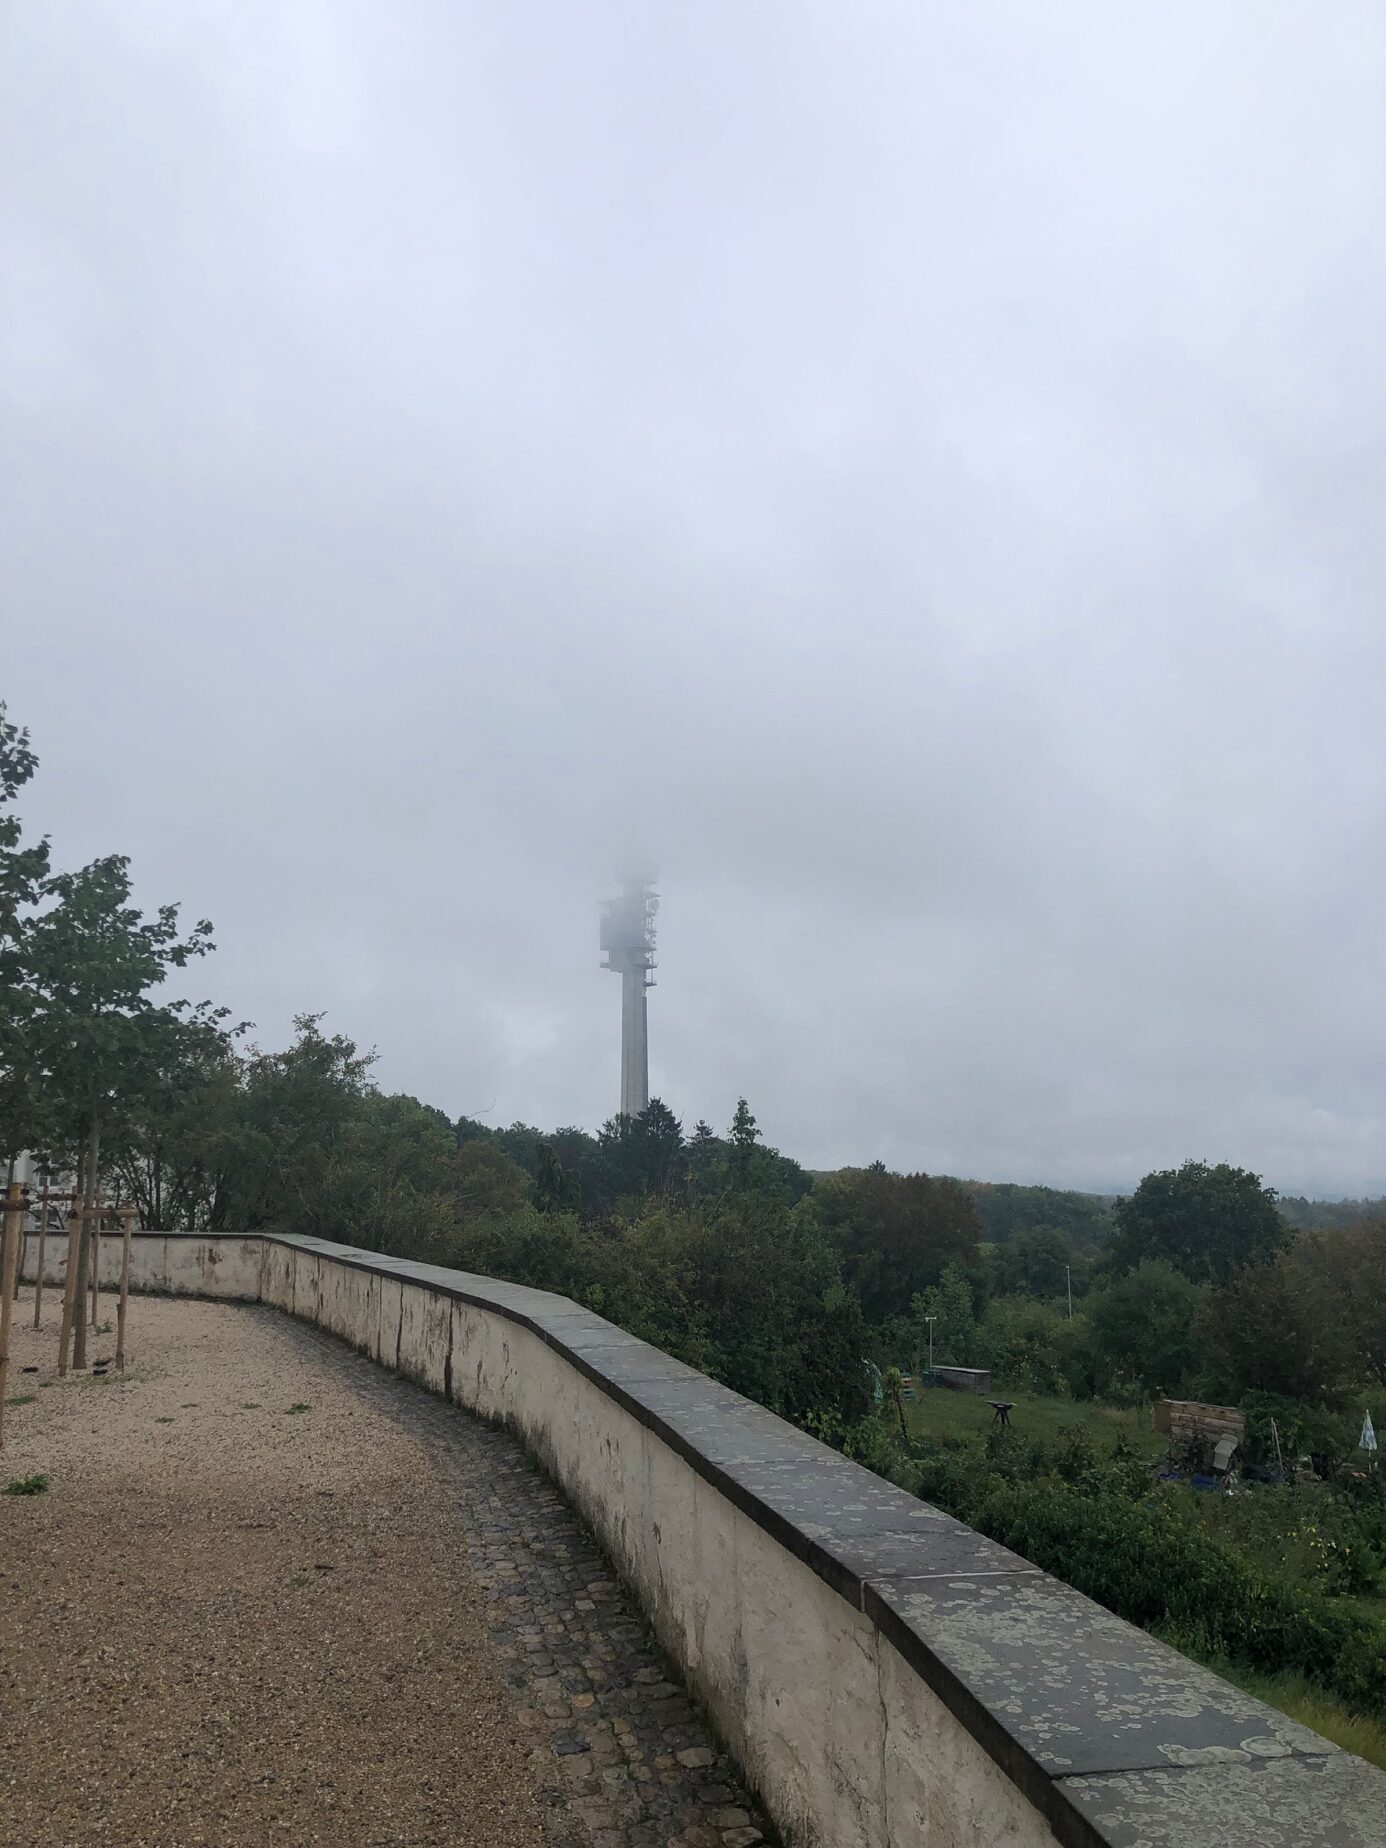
58, 1208, 82, 1377
116, 1206, 136, 1373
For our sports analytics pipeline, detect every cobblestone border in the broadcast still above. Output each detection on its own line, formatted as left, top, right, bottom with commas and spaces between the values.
295, 1315, 777, 1848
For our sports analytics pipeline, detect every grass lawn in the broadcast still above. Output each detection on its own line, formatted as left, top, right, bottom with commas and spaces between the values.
903, 1384, 1166, 1459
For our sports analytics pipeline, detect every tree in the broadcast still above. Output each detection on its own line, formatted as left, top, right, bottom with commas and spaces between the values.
595, 1098, 686, 1207
978, 1297, 1082, 1395
0, 705, 52, 1171
108, 1015, 244, 1229
913, 1260, 979, 1368
729, 1096, 760, 1155
816, 1167, 981, 1323
1083, 1260, 1205, 1397
534, 1140, 575, 1214
219, 1018, 466, 1257
992, 1224, 1082, 1301
685, 1119, 724, 1197
962, 1180, 1116, 1248
1320, 1219, 1386, 1386
454, 1140, 530, 1222
636, 1098, 687, 1198
29, 855, 218, 1361
642, 1192, 869, 1422
1111, 1160, 1287, 1284
218, 1014, 375, 1231
1200, 1238, 1358, 1403
723, 1099, 812, 1207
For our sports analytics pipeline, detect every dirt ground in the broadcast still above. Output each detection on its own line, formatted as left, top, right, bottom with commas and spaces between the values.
0, 1291, 554, 1848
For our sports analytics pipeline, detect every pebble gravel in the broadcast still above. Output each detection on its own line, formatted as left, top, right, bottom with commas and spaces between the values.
1, 1291, 775, 1848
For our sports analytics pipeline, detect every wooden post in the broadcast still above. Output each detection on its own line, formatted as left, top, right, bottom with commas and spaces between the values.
58, 1208, 83, 1377
115, 1205, 135, 1373
90, 1202, 102, 1332
73, 1120, 100, 1372
32, 1185, 51, 1329
0, 1182, 24, 1450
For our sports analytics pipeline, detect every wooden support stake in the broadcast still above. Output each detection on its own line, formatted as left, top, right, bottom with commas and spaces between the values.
115, 1206, 135, 1373
90, 1204, 102, 1332
0, 1182, 24, 1450
32, 1185, 51, 1329
58, 1208, 83, 1377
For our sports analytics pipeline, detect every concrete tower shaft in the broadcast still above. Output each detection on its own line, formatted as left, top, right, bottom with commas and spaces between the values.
600, 877, 658, 1118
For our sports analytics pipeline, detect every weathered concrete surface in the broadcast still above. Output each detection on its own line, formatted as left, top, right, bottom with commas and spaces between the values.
23, 1232, 1386, 1848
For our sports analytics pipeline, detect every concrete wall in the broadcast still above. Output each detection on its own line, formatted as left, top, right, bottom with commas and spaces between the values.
28, 1232, 1385, 1848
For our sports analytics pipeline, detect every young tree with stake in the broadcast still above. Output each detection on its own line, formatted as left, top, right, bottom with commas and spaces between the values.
29, 855, 220, 1366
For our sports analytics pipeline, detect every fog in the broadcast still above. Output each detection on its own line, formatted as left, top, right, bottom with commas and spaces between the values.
4, 3, 1384, 1192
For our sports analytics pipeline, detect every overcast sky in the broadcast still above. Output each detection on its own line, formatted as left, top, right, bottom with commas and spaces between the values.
4, 4, 1384, 1195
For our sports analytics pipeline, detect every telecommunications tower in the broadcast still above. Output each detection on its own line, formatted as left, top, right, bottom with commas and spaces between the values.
600, 875, 658, 1118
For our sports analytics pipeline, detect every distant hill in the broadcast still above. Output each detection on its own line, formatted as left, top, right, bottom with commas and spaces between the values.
807, 1169, 1383, 1248
950, 1180, 1118, 1247
1277, 1194, 1386, 1232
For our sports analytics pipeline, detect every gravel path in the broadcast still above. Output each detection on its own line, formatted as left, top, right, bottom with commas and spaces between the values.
1, 1292, 774, 1848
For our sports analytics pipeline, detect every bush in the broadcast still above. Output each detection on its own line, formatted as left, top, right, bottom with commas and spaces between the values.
1196, 1483, 1383, 1599
979, 1477, 1385, 1718
852, 1419, 1386, 1722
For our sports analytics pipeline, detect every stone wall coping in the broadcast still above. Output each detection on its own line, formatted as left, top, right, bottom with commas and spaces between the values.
126, 1232, 1386, 1848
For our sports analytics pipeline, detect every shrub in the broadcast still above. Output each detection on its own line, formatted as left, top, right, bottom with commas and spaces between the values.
852, 1421, 1386, 1722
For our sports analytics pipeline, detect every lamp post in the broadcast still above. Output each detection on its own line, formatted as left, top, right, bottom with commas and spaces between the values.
925, 1314, 937, 1375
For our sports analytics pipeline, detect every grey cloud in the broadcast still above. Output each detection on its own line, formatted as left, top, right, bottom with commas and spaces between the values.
4, 2, 1384, 1191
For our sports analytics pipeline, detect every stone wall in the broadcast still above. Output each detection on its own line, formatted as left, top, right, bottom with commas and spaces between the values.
25, 1231, 1385, 1848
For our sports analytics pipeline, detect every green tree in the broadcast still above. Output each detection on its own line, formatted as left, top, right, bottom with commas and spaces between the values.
595, 1098, 686, 1207
649, 1192, 868, 1422
1322, 1219, 1386, 1386
1112, 1160, 1287, 1284
240, 1043, 466, 1258
963, 1180, 1116, 1248
534, 1140, 576, 1213
0, 705, 52, 1172
454, 1139, 530, 1223
717, 1099, 811, 1208
1083, 1259, 1205, 1397
1200, 1241, 1355, 1403
729, 1096, 760, 1160
108, 1014, 244, 1229
686, 1119, 725, 1197
978, 1297, 1081, 1394
913, 1260, 979, 1368
29, 854, 218, 1360
992, 1223, 1082, 1301
817, 1167, 981, 1323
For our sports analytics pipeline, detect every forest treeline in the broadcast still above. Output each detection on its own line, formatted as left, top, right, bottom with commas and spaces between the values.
18, 990, 1386, 1434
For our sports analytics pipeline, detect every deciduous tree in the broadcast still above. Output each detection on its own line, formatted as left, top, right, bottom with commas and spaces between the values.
816, 1166, 981, 1323
0, 706, 51, 1172
1112, 1160, 1287, 1284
